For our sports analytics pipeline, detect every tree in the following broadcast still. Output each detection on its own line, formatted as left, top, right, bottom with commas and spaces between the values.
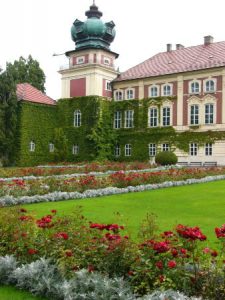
5, 55, 46, 92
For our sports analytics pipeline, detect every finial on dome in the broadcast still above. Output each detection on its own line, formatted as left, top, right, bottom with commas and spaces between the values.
85, 1, 102, 18
93, 0, 95, 5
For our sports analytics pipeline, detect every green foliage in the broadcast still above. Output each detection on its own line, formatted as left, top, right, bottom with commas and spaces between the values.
155, 151, 178, 166
5, 55, 45, 92
53, 128, 69, 162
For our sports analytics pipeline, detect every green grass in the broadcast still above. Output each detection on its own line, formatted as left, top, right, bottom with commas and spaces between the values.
0, 286, 45, 300
24, 180, 225, 243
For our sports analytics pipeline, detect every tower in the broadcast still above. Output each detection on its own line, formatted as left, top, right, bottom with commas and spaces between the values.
59, 1, 119, 99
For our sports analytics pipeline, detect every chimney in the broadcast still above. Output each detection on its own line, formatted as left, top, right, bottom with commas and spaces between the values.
167, 43, 172, 52
204, 35, 214, 45
176, 44, 184, 50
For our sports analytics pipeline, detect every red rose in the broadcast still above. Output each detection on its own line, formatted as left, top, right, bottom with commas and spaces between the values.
211, 250, 218, 257
55, 232, 69, 240
28, 248, 38, 255
20, 208, 27, 213
155, 261, 163, 269
51, 210, 57, 214
167, 260, 177, 268
65, 250, 73, 257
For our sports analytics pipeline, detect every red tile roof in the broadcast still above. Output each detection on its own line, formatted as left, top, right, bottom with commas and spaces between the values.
16, 83, 56, 105
115, 41, 225, 82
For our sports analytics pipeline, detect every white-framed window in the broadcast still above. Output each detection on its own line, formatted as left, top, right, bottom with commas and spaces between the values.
190, 81, 200, 94
205, 143, 212, 156
162, 84, 172, 96
148, 143, 156, 156
114, 144, 121, 157
149, 85, 159, 97
126, 88, 135, 100
49, 143, 54, 153
162, 143, 170, 151
205, 103, 214, 124
29, 141, 35, 152
190, 105, 199, 125
124, 110, 134, 128
105, 80, 112, 91
114, 90, 123, 101
148, 107, 158, 127
125, 144, 131, 156
74, 110, 82, 127
76, 56, 85, 64
104, 57, 110, 65
162, 107, 171, 126
205, 79, 216, 93
114, 111, 122, 129
189, 143, 198, 156
72, 144, 79, 155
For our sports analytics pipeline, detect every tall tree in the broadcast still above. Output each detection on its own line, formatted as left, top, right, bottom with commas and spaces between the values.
5, 55, 46, 92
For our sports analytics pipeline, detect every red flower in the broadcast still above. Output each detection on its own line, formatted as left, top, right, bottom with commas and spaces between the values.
215, 224, 225, 238
153, 241, 170, 253
20, 208, 27, 213
65, 250, 73, 257
167, 260, 177, 268
203, 247, 211, 254
155, 261, 163, 269
128, 270, 134, 276
51, 209, 57, 214
28, 248, 38, 255
211, 250, 218, 257
158, 275, 165, 283
176, 224, 207, 241
55, 232, 69, 240
88, 265, 94, 273
171, 248, 179, 257
19, 215, 31, 221
162, 231, 174, 237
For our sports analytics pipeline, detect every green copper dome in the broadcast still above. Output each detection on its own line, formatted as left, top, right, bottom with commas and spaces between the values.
71, 1, 116, 51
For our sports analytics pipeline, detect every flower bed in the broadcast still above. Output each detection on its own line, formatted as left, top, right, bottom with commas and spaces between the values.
0, 207, 224, 299
1, 167, 225, 205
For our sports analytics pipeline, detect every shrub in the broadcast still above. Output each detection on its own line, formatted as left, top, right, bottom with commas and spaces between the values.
0, 255, 18, 284
140, 290, 201, 300
155, 151, 178, 166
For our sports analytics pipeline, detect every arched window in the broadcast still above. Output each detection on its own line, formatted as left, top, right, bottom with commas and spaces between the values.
114, 90, 123, 101
190, 81, 200, 94
29, 141, 35, 152
74, 110, 81, 127
162, 84, 172, 96
205, 80, 215, 92
149, 86, 159, 97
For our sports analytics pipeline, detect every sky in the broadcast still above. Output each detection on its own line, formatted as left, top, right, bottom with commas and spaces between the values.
1, 0, 225, 100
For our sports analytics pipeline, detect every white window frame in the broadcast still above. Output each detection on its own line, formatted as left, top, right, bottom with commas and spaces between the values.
189, 143, 198, 156
149, 85, 159, 97
124, 110, 134, 128
189, 80, 201, 94
29, 141, 35, 152
148, 107, 158, 127
162, 143, 170, 152
205, 143, 212, 156
114, 90, 123, 101
76, 56, 85, 64
190, 104, 199, 125
104, 57, 110, 65
204, 79, 216, 93
114, 144, 121, 157
125, 88, 135, 100
74, 110, 82, 127
114, 111, 122, 129
162, 107, 171, 126
162, 84, 172, 96
125, 144, 131, 156
205, 103, 214, 124
72, 144, 79, 155
49, 143, 54, 153
105, 80, 112, 91
148, 143, 156, 156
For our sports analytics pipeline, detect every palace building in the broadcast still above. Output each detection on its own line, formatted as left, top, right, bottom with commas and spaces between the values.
16, 2, 225, 166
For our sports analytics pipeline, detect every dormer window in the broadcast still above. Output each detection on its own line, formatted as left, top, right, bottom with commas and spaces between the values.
149, 85, 159, 97
76, 56, 85, 64
126, 88, 135, 100
205, 79, 216, 93
189, 81, 201, 94
162, 84, 172, 96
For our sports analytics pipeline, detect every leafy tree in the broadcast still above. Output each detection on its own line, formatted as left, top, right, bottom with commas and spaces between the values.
5, 55, 46, 92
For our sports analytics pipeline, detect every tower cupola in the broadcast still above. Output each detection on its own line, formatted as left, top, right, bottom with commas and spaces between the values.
71, 1, 116, 51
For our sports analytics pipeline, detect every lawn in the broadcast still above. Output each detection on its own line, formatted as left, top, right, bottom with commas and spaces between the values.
0, 286, 45, 300
23, 180, 225, 243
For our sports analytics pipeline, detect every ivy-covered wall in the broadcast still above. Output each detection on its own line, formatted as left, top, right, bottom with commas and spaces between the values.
17, 96, 225, 166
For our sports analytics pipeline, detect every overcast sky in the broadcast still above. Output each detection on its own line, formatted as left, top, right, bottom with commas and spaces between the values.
1, 0, 225, 99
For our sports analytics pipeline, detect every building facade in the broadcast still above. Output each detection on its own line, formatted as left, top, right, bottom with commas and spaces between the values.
16, 2, 225, 166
